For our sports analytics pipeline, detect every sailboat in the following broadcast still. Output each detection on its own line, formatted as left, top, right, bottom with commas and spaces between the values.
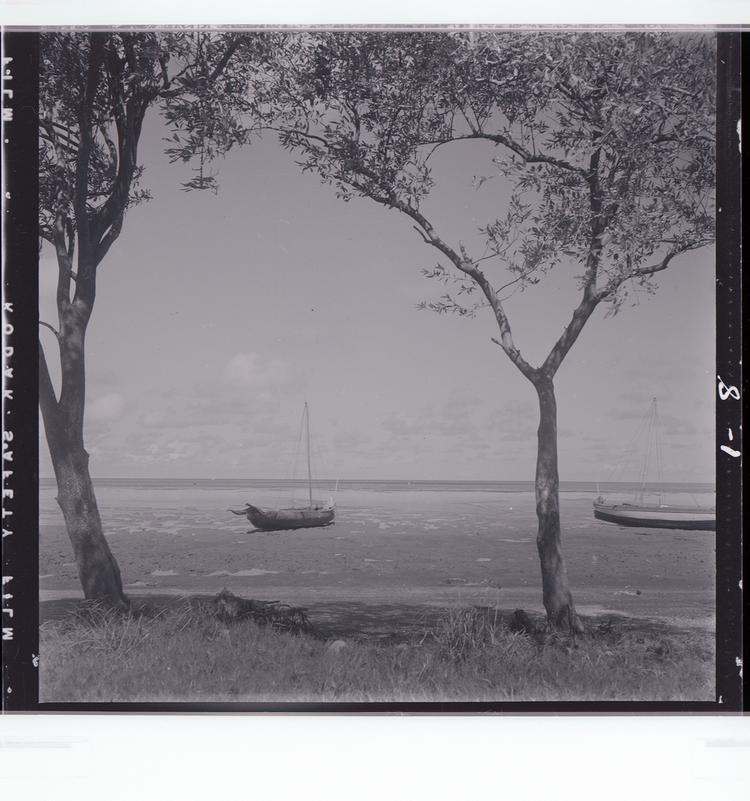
230, 403, 335, 531
592, 398, 715, 531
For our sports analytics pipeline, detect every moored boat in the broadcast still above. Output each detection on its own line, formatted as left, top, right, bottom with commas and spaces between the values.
593, 398, 715, 532
230, 402, 336, 532
234, 502, 335, 531
593, 498, 715, 530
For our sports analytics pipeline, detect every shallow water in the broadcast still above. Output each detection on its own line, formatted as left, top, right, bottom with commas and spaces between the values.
40, 480, 716, 628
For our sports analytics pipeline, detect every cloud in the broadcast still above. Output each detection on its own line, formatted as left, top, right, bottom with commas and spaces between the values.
87, 392, 126, 423
332, 430, 372, 451
381, 415, 431, 437
138, 391, 293, 433
380, 395, 538, 447
222, 353, 289, 389
87, 367, 119, 389
141, 409, 169, 428
660, 414, 701, 437
496, 423, 537, 443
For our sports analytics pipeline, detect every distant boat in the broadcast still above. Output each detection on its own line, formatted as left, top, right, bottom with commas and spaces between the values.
237, 502, 335, 531
593, 398, 715, 532
230, 403, 335, 531
592, 499, 715, 530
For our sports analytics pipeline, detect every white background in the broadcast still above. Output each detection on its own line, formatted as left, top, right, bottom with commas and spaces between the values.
1, 2, 747, 799
0, 1, 748, 26
2, 715, 750, 799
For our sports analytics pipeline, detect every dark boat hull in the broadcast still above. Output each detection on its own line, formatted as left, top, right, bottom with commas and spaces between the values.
241, 504, 335, 531
593, 501, 715, 531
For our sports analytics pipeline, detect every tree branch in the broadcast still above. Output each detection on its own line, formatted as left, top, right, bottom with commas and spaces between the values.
207, 34, 243, 83
158, 54, 171, 90
330, 153, 542, 381
159, 33, 244, 100
601, 239, 714, 297
65, 216, 76, 261
541, 294, 601, 378
628, 248, 691, 279
422, 132, 587, 177
38, 340, 63, 460
74, 33, 106, 260
52, 213, 74, 311
94, 215, 124, 264
91, 48, 150, 262
40, 120, 79, 155
580, 134, 605, 302
494, 273, 526, 296
412, 225, 431, 245
39, 320, 61, 339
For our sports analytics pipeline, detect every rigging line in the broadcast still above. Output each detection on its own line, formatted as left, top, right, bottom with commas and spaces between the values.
289, 404, 306, 507
638, 399, 656, 501
654, 399, 665, 504
613, 400, 650, 495
305, 402, 313, 508
624, 405, 651, 468
312, 438, 326, 498
607, 421, 639, 488
309, 415, 335, 497
644, 397, 661, 501
315, 441, 335, 501
305, 403, 330, 506
647, 399, 657, 495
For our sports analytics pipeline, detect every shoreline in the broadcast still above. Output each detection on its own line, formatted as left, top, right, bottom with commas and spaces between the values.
40, 484, 716, 631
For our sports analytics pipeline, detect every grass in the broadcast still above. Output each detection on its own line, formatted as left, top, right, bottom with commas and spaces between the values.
39, 600, 715, 703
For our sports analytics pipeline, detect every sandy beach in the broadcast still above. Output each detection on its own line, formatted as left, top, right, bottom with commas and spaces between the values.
39, 482, 716, 633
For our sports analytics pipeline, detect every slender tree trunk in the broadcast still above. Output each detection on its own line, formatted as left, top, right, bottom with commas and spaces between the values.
533, 376, 582, 633
51, 442, 127, 606
39, 336, 128, 609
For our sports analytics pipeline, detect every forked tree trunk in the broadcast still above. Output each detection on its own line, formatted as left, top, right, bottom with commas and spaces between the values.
533, 376, 583, 633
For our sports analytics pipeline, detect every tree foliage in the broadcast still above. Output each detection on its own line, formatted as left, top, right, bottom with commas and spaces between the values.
39, 31, 248, 256
220, 31, 715, 379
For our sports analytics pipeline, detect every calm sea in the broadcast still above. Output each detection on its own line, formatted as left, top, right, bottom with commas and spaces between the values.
39, 478, 715, 495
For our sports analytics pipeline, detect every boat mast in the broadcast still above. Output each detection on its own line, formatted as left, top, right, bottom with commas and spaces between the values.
653, 398, 664, 505
305, 402, 313, 507
637, 397, 659, 503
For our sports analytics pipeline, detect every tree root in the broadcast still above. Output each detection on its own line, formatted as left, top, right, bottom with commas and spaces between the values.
207, 588, 312, 635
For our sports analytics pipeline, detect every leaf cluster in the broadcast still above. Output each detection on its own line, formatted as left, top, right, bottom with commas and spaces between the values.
40, 32, 162, 245
224, 32, 715, 317
39, 31, 248, 258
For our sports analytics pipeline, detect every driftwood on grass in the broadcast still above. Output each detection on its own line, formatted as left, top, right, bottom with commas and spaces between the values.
208, 588, 312, 635
508, 609, 539, 637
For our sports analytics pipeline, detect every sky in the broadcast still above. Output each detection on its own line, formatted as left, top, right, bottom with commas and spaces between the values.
39, 94, 716, 484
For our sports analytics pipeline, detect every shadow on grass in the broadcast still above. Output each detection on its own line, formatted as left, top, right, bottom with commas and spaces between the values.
39, 592, 705, 644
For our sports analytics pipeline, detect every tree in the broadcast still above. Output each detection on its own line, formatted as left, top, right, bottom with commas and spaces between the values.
38, 32, 246, 606
215, 31, 714, 630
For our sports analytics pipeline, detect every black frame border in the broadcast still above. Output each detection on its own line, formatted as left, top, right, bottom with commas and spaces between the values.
0, 29, 743, 714
2, 31, 40, 713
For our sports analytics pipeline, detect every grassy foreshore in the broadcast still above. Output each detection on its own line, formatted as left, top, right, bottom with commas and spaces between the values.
40, 599, 714, 703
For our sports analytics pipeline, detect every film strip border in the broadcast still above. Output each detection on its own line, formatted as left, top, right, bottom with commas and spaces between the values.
715, 32, 743, 711
2, 32, 39, 712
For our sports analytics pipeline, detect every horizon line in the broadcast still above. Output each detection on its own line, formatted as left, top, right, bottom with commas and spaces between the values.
39, 476, 717, 486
